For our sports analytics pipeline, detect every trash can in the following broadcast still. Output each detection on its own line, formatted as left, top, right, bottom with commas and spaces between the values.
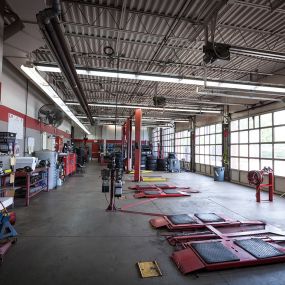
214, 167, 225, 181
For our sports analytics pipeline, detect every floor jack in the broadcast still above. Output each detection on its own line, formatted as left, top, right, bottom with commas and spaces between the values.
0, 199, 17, 264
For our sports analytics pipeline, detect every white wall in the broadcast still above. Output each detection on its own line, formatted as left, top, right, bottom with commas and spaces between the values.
0, 60, 71, 155
74, 124, 150, 141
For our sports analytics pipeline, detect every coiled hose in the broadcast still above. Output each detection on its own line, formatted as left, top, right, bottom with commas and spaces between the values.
248, 170, 263, 186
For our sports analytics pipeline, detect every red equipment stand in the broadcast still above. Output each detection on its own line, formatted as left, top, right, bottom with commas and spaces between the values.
134, 109, 142, 182
256, 171, 274, 202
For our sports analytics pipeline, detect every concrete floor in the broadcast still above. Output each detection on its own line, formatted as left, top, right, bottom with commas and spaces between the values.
1, 161, 285, 284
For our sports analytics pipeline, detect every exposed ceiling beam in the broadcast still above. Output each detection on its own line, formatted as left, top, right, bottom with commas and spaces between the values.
218, 23, 285, 41
64, 31, 195, 51
234, 0, 285, 14
35, 49, 284, 78
61, 0, 199, 25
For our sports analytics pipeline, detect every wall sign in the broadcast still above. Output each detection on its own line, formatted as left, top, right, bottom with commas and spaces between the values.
8, 113, 23, 139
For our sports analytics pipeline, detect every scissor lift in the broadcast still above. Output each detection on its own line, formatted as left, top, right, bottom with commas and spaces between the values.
130, 183, 199, 199
172, 234, 285, 274
149, 212, 285, 274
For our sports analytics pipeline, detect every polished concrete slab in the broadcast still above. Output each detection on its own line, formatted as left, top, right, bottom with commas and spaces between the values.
1, 162, 285, 284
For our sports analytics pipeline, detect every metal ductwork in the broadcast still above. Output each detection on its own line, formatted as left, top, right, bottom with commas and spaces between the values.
36, 1, 94, 124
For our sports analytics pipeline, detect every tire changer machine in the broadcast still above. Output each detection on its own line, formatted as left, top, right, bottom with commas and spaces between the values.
101, 154, 124, 211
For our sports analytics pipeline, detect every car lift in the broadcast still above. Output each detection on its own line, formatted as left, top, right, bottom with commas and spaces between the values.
129, 183, 193, 191
134, 190, 191, 199
148, 211, 285, 274
171, 225, 285, 274
149, 213, 264, 231
130, 184, 199, 199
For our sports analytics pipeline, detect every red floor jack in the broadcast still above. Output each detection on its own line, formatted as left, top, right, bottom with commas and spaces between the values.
248, 167, 274, 202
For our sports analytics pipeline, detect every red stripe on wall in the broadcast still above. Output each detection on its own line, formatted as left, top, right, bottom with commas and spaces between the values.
0, 105, 71, 139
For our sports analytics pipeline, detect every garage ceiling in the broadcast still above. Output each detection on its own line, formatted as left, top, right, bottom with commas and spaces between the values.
6, 0, 285, 126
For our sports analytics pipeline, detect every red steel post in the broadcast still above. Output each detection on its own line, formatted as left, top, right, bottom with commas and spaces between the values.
134, 109, 142, 182
126, 118, 132, 172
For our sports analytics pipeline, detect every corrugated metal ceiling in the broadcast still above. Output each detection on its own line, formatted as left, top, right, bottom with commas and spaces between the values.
32, 0, 285, 122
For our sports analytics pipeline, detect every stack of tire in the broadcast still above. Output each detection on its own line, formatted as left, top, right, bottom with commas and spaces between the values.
140, 154, 147, 170
146, 156, 157, 171
157, 158, 167, 171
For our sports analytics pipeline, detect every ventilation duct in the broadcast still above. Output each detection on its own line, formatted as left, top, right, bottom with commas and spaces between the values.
36, 0, 94, 124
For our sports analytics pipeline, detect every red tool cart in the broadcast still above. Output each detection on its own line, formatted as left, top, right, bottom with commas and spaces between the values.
63, 153, 77, 176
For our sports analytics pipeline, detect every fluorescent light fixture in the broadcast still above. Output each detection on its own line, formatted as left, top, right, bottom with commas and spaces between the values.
87, 103, 220, 114
35, 64, 285, 94
205, 81, 285, 93
35, 65, 61, 73
230, 46, 285, 61
198, 91, 282, 102
79, 115, 189, 123
21, 65, 90, 135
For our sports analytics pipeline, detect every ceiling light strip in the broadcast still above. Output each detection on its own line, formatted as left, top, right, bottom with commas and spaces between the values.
35, 64, 285, 94
79, 115, 189, 123
198, 92, 282, 102
21, 65, 90, 134
87, 103, 220, 114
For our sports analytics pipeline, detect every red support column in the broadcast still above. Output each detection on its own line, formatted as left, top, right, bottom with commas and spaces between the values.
134, 109, 142, 182
126, 117, 132, 172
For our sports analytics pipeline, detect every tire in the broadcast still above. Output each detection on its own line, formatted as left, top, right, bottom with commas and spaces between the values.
157, 159, 167, 171
148, 165, 157, 171
147, 158, 157, 164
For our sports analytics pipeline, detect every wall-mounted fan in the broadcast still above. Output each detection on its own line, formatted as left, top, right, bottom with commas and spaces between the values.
38, 104, 64, 127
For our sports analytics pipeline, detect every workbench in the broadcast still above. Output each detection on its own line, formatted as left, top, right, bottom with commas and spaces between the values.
15, 167, 49, 206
